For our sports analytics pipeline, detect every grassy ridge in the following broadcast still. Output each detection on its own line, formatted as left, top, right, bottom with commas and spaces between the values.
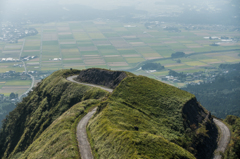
88, 76, 196, 159
13, 99, 102, 159
0, 69, 109, 159
0, 68, 214, 159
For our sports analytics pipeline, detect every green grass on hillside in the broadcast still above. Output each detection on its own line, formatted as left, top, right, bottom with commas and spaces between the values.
88, 75, 196, 159
223, 115, 240, 159
0, 69, 109, 159
14, 99, 103, 159
0, 68, 216, 159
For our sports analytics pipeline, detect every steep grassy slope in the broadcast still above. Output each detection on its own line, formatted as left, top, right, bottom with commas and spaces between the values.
87, 75, 213, 159
223, 115, 240, 159
13, 99, 102, 159
0, 69, 109, 159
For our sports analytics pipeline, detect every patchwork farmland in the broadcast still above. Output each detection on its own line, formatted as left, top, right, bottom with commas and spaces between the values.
0, 20, 240, 93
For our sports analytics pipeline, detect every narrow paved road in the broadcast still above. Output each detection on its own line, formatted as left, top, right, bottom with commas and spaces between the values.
67, 75, 113, 159
76, 108, 97, 159
18, 39, 35, 100
18, 60, 35, 99
67, 75, 113, 92
213, 118, 231, 159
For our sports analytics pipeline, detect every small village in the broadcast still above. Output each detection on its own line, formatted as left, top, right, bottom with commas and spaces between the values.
0, 70, 52, 105
161, 68, 230, 86
0, 69, 51, 81
0, 55, 38, 63
144, 21, 240, 31
0, 93, 19, 104
0, 22, 38, 43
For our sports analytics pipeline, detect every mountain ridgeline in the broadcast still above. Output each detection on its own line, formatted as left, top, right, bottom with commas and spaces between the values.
0, 68, 218, 159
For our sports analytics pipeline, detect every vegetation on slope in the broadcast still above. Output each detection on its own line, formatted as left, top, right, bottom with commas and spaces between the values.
88, 75, 214, 159
0, 68, 218, 159
0, 69, 109, 159
0, 102, 15, 128
223, 115, 240, 159
13, 99, 103, 159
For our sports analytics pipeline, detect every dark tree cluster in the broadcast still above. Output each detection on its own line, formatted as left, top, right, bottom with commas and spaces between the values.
0, 102, 15, 128
219, 62, 240, 70
169, 70, 186, 82
171, 52, 185, 58
176, 59, 181, 63
142, 63, 164, 71
9, 93, 18, 100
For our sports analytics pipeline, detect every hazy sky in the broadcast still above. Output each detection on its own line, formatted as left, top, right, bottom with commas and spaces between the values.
0, 0, 163, 12
0, 0, 229, 13
0, 0, 238, 23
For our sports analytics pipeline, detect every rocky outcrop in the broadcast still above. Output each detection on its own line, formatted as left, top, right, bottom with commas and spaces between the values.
182, 97, 208, 129
76, 68, 127, 89
193, 119, 218, 159
182, 97, 218, 159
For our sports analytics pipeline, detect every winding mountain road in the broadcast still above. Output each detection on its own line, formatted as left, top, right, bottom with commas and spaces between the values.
18, 61, 35, 100
67, 75, 113, 159
213, 118, 231, 159
76, 107, 97, 159
18, 39, 35, 100
67, 75, 113, 92
67, 75, 230, 159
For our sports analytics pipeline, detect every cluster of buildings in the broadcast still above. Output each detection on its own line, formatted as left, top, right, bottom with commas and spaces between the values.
21, 56, 37, 61
0, 58, 20, 62
50, 58, 62, 61
163, 26, 181, 32
0, 93, 19, 103
144, 22, 240, 36
0, 22, 38, 43
0, 56, 38, 63
204, 36, 238, 46
13, 63, 23, 67
161, 70, 225, 86
0, 69, 51, 80
161, 76, 181, 83
183, 24, 239, 32
204, 36, 233, 41
144, 21, 163, 29
0, 71, 30, 80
